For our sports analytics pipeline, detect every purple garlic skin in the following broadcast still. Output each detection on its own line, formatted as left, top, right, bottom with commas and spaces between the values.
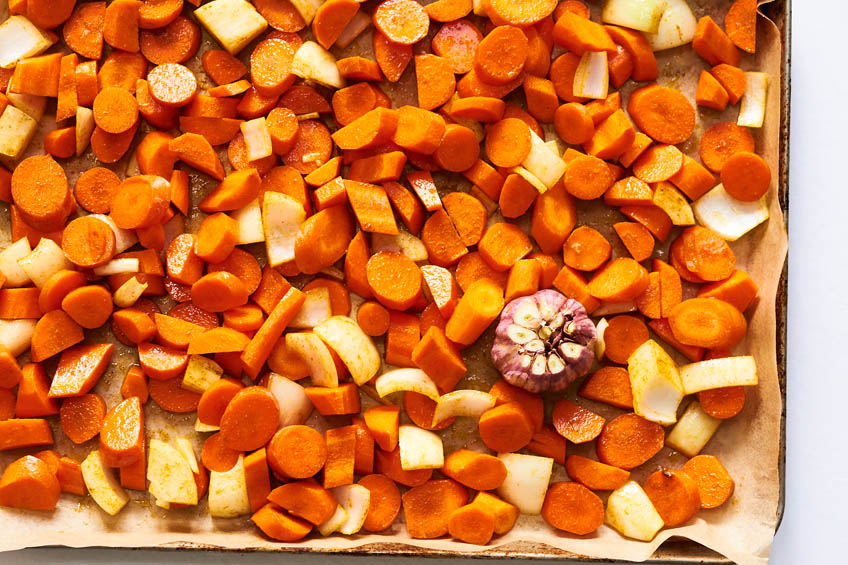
491, 289, 596, 393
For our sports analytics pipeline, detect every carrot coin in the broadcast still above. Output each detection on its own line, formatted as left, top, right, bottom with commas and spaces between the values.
485, 118, 532, 168
73, 168, 121, 215
720, 151, 771, 201
366, 251, 422, 311
374, 0, 430, 45
61, 217, 116, 269
627, 84, 696, 145
10, 155, 72, 232
475, 25, 528, 86
93, 86, 139, 134
140, 16, 201, 65
699, 121, 755, 173
432, 19, 482, 75
148, 63, 198, 107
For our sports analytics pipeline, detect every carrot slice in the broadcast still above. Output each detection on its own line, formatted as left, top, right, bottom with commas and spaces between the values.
414, 54, 456, 111
403, 479, 468, 539
60, 394, 106, 444
478, 402, 534, 452
268, 425, 327, 479
596, 413, 664, 470
565, 455, 630, 491
683, 454, 735, 509
374, 0, 430, 45
552, 399, 605, 444
63, 2, 106, 60
541, 481, 604, 535
100, 397, 144, 467
628, 84, 696, 145
563, 226, 610, 271
366, 251, 422, 311
588, 258, 650, 303
431, 19, 482, 75
0, 455, 60, 510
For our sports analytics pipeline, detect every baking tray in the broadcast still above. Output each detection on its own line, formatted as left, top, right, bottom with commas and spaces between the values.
176, 0, 792, 561
4, 0, 791, 562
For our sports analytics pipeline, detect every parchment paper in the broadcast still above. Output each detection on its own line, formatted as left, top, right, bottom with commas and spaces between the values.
0, 1, 788, 563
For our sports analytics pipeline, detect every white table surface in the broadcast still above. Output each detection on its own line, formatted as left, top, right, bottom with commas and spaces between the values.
4, 2, 845, 564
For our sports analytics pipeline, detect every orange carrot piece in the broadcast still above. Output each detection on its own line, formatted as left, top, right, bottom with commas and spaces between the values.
251, 503, 312, 542
614, 221, 655, 263
47, 344, 114, 399
62, 217, 117, 271
323, 425, 357, 488
245, 448, 272, 510
563, 226, 611, 271
588, 258, 650, 303
30, 310, 84, 363
505, 259, 542, 302
63, 2, 105, 60
552, 265, 600, 314
696, 70, 730, 111
241, 287, 306, 379
432, 19, 482, 74
565, 455, 630, 491
725, 0, 757, 53
103, 0, 141, 53
366, 251, 423, 311
294, 205, 355, 274
584, 109, 636, 160
478, 402, 534, 453
121, 365, 149, 403
411, 326, 466, 393
100, 396, 144, 467
385, 310, 421, 367
0, 455, 60, 510
60, 394, 106, 444
541, 481, 604, 535
620, 205, 673, 243
697, 269, 759, 313
268, 479, 337, 525
721, 151, 771, 202
683, 454, 735, 509
648, 318, 705, 362
415, 54, 456, 111
403, 479, 468, 539
421, 209, 468, 267
552, 398, 605, 444
693, 16, 740, 67
596, 413, 664, 470
442, 449, 507, 491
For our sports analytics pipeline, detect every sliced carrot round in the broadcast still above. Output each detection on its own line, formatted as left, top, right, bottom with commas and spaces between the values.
700, 121, 755, 173
61, 216, 116, 268
366, 251, 422, 311
474, 25, 528, 86
627, 84, 695, 145
720, 151, 771, 201
374, 0, 430, 45
148, 63, 198, 107
487, 0, 557, 26
431, 19, 482, 75
485, 118, 532, 168
74, 168, 121, 214
93, 87, 139, 134
140, 15, 201, 64
250, 35, 300, 97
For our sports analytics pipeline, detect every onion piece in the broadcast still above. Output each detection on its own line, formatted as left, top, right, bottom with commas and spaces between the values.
521, 130, 567, 191
374, 368, 440, 401
93, 258, 140, 277
737, 72, 769, 128
602, 0, 667, 33
572, 51, 609, 100
644, 0, 697, 51
432, 390, 497, 426
692, 184, 769, 241
398, 425, 444, 470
